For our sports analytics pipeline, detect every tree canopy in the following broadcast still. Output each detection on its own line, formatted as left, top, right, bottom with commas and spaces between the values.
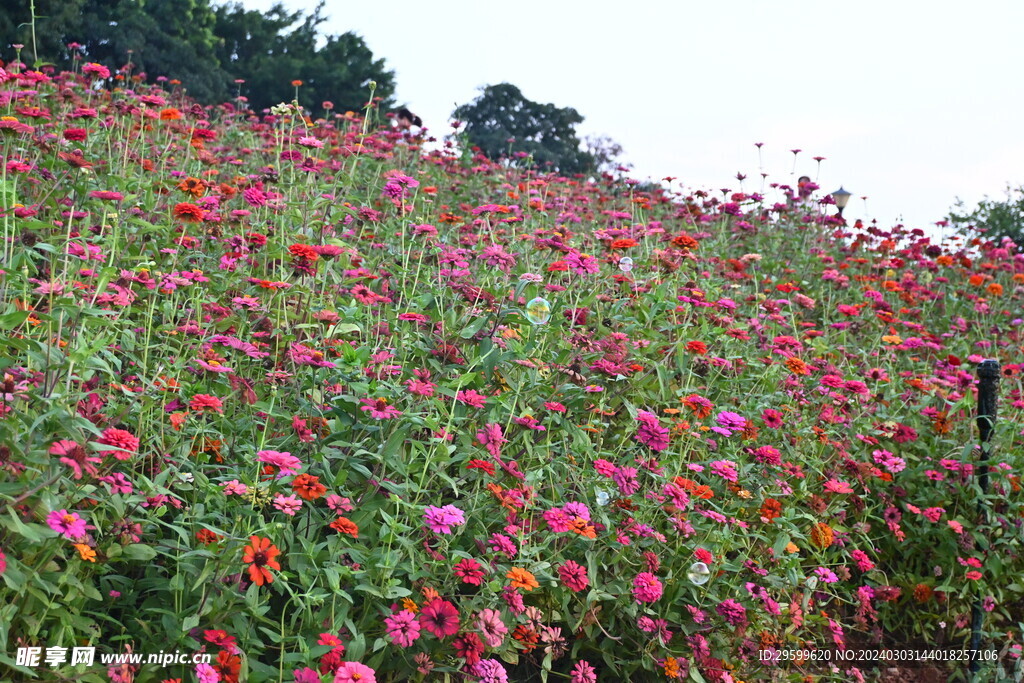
947, 185, 1024, 249
452, 83, 597, 175
0, 0, 395, 111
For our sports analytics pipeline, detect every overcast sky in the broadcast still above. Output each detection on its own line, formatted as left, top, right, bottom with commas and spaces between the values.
238, 0, 1024, 232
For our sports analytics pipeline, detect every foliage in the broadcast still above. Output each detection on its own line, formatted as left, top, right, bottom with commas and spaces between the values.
452, 83, 597, 175
0, 67, 1023, 683
947, 185, 1024, 249
0, 0, 395, 111
213, 1, 396, 114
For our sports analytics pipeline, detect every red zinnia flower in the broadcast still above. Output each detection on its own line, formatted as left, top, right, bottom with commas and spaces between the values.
173, 202, 205, 222
453, 558, 485, 585
241, 536, 281, 586
418, 598, 460, 638
189, 394, 223, 413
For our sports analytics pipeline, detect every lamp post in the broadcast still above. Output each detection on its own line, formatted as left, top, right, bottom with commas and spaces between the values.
831, 187, 852, 217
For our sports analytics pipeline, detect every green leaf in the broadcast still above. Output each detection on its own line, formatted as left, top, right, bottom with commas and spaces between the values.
122, 544, 158, 561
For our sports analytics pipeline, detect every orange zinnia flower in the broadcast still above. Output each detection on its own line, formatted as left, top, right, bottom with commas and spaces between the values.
329, 516, 359, 537
506, 567, 539, 591
242, 536, 281, 586
809, 522, 834, 550
784, 357, 809, 375
177, 176, 206, 197
291, 473, 327, 501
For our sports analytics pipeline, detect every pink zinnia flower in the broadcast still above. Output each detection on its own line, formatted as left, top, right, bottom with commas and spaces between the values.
384, 610, 421, 647
716, 598, 747, 626
824, 479, 854, 494
418, 598, 460, 638
423, 505, 465, 534
709, 460, 738, 483
257, 450, 301, 478
455, 389, 488, 408
97, 427, 140, 461
476, 423, 506, 457
570, 660, 597, 683
360, 397, 402, 419
196, 662, 218, 683
474, 608, 508, 648
222, 480, 249, 496
47, 509, 88, 540
632, 572, 663, 603
333, 662, 376, 683
635, 410, 669, 452
558, 561, 589, 592
273, 494, 303, 516
50, 439, 101, 479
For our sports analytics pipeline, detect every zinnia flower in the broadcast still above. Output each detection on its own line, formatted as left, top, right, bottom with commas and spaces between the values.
359, 397, 402, 419
257, 450, 302, 478
423, 505, 466, 534
333, 662, 376, 683
558, 561, 589, 592
384, 610, 421, 647
97, 427, 140, 461
173, 202, 205, 222
47, 509, 88, 540
242, 536, 281, 586
189, 394, 223, 413
418, 598, 460, 638
632, 572, 663, 603
506, 567, 539, 591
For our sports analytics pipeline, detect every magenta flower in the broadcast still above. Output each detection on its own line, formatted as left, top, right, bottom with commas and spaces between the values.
632, 572, 663, 603
333, 662, 376, 683
359, 397, 402, 419
471, 659, 509, 683
455, 389, 488, 408
716, 598, 747, 626
709, 460, 738, 483
47, 509, 88, 540
423, 505, 465, 534
558, 561, 589, 592
570, 660, 597, 683
50, 440, 101, 480
476, 423, 506, 457
714, 411, 746, 435
384, 610, 421, 647
635, 410, 669, 452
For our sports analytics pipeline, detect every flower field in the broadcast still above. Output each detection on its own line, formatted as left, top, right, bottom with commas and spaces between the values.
1, 65, 1023, 683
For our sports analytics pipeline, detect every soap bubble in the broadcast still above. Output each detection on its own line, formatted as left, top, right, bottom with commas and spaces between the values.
618, 256, 634, 272
595, 488, 612, 506
687, 562, 710, 585
525, 297, 551, 325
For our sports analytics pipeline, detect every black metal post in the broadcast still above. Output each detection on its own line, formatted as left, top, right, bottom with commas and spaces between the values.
969, 359, 999, 676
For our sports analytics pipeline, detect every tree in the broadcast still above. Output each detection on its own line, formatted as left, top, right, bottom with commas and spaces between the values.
451, 83, 596, 175
213, 1, 395, 114
947, 185, 1024, 249
1, 0, 230, 102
